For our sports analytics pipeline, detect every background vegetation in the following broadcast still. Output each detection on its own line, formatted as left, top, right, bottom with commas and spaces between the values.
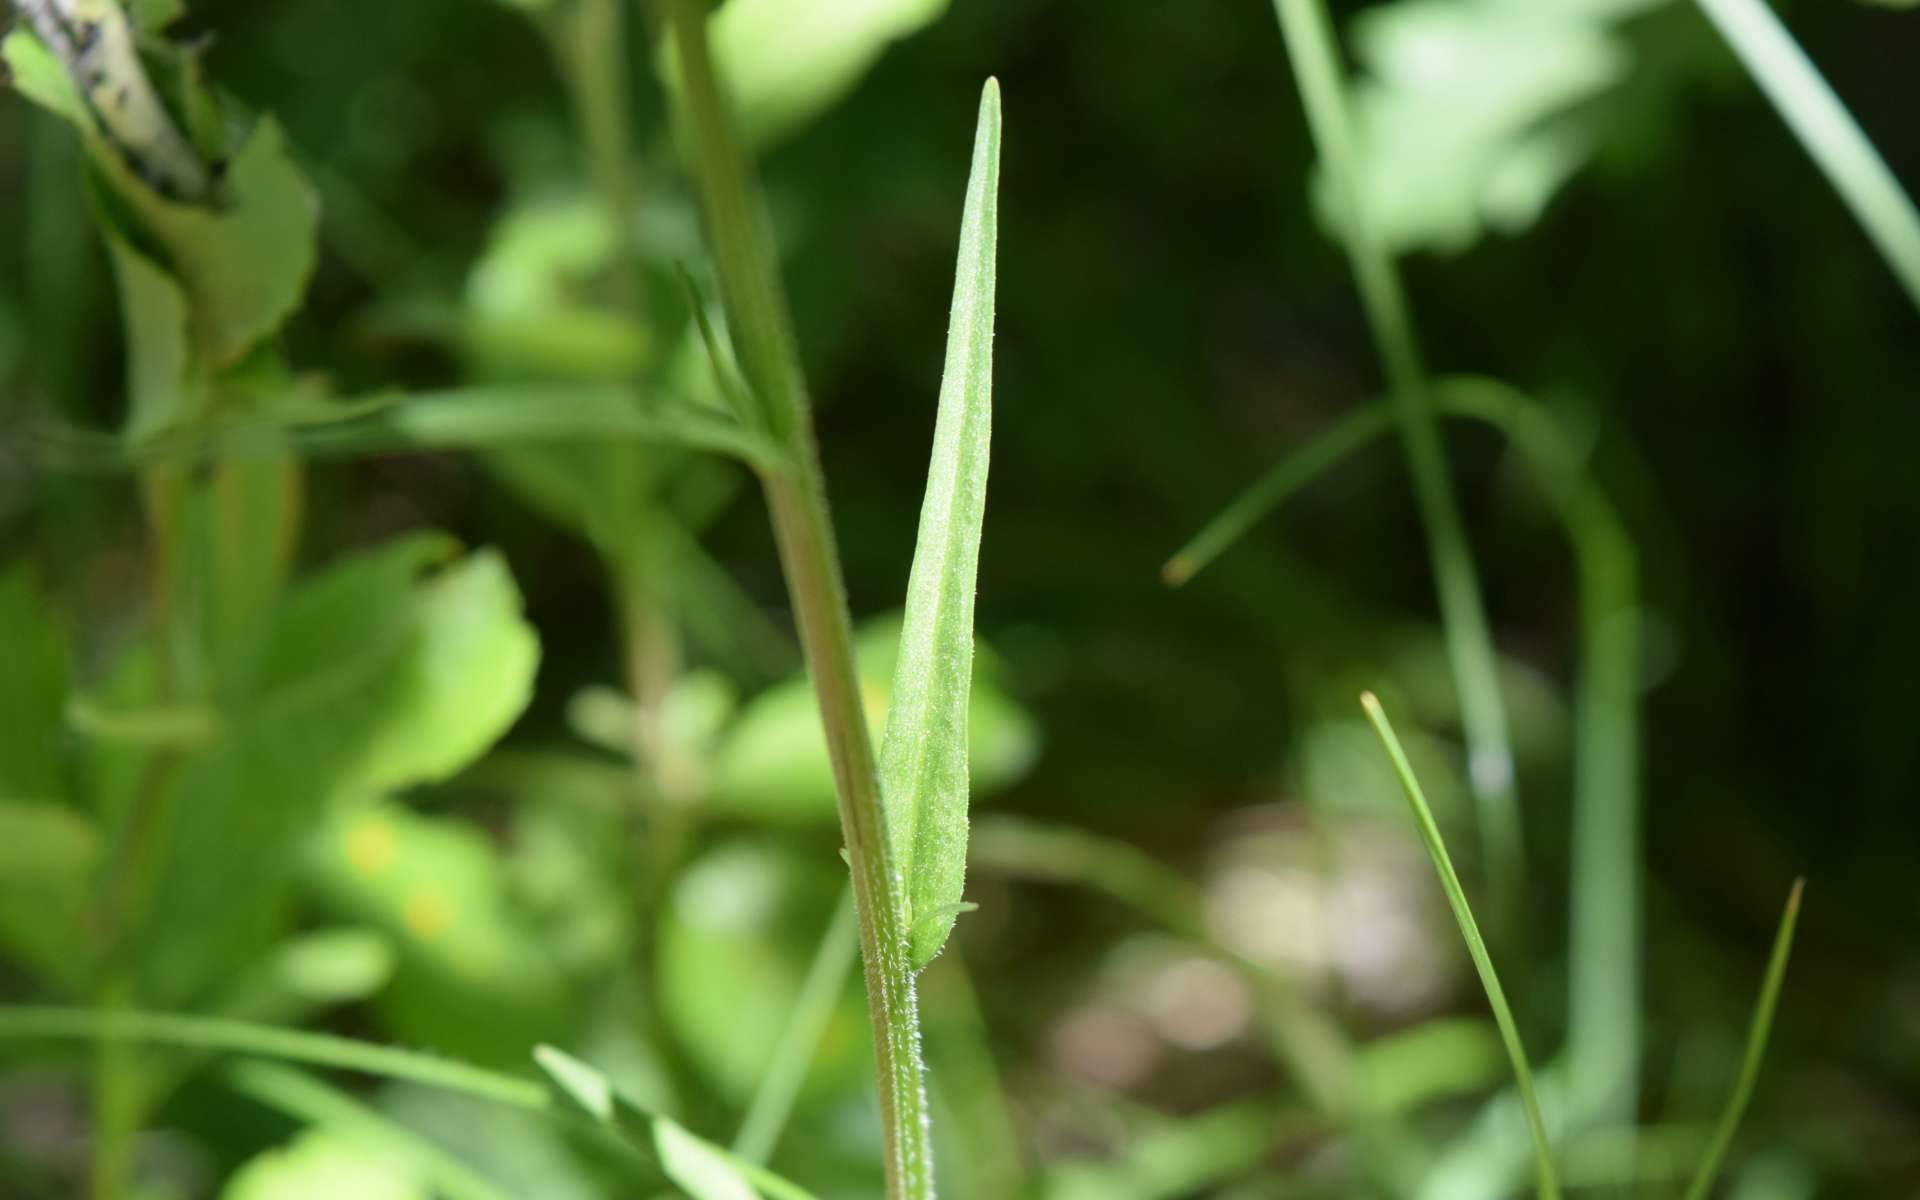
0, 0, 1916, 1196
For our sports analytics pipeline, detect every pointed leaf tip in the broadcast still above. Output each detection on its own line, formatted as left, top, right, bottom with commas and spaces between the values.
881, 79, 1004, 972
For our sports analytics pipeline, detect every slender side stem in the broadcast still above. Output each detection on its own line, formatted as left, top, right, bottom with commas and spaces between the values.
1163, 405, 1395, 586
1694, 0, 1920, 315
733, 889, 859, 1164
1270, 0, 1523, 930
554, 0, 645, 319
660, 4, 933, 1196
1681, 879, 1805, 1200
1362, 693, 1560, 1200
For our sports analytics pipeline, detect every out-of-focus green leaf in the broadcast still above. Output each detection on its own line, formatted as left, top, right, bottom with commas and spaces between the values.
99, 223, 193, 440
1, 29, 83, 120
224, 1129, 427, 1200
462, 195, 650, 380
251, 534, 539, 801
534, 1043, 819, 1200
880, 80, 1000, 971
507, 781, 633, 977
0, 802, 98, 992
307, 802, 569, 1064
94, 117, 319, 366
267, 929, 400, 1007
1358, 1017, 1505, 1114
131, 535, 540, 1006
127, 0, 187, 30
710, 620, 1038, 824
229, 1062, 515, 1200
6, 23, 317, 367
0, 571, 71, 801
662, 0, 950, 145
1329, 0, 1657, 253
654, 1118, 760, 1200
658, 841, 868, 1104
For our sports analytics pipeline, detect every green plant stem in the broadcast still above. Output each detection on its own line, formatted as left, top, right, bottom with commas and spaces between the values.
1162, 405, 1395, 586
1694, 0, 1920, 315
733, 888, 859, 1164
1682, 879, 1805, 1200
1361, 693, 1560, 1200
1270, 0, 1523, 931
553, 0, 645, 319
660, 3, 932, 1196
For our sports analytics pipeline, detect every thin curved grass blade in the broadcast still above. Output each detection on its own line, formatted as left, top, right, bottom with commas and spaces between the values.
1360, 692, 1561, 1200
879, 79, 1001, 971
1681, 878, 1805, 1200
1162, 404, 1394, 586
0, 1006, 545, 1109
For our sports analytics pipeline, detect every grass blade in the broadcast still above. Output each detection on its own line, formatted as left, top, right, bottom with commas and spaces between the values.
880, 79, 1002, 972
0, 1006, 546, 1109
1681, 878, 1806, 1200
1360, 692, 1560, 1200
1694, 0, 1920, 315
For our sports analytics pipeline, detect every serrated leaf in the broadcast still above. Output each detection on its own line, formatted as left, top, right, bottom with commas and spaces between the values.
661, 0, 949, 145
880, 80, 1000, 971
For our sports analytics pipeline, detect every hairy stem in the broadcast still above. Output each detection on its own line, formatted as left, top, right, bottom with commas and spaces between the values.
660, 3, 933, 1195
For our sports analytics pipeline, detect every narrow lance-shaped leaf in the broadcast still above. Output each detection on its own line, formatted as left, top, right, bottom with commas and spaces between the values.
880, 79, 1002, 972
